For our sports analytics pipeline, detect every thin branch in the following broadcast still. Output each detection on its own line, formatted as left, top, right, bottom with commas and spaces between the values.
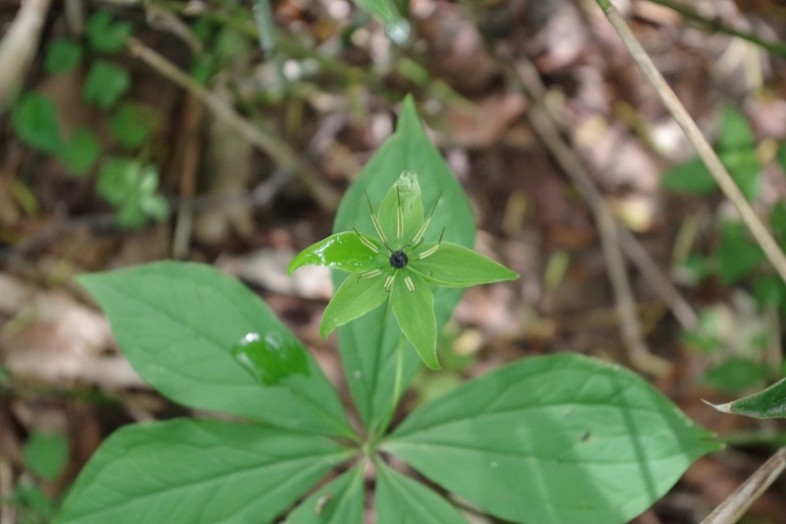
507, 56, 672, 376
125, 37, 340, 211
462, 3, 697, 374
701, 447, 786, 524
0, 0, 53, 111
596, 1, 786, 286
0, 173, 291, 265
644, 0, 786, 58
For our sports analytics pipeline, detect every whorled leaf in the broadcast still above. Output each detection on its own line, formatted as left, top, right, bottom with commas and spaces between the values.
411, 242, 518, 288
375, 462, 467, 524
288, 231, 382, 274
321, 270, 390, 337
383, 353, 721, 524
55, 419, 351, 524
285, 467, 365, 523
79, 261, 354, 438
391, 271, 438, 369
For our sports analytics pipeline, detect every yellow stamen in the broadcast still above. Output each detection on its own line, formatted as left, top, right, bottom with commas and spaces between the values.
418, 244, 440, 259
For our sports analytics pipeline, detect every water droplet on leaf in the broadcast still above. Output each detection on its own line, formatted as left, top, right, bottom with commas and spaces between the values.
386, 19, 410, 43
232, 332, 310, 386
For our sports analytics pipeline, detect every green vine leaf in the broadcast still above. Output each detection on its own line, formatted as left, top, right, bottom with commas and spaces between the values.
290, 170, 518, 369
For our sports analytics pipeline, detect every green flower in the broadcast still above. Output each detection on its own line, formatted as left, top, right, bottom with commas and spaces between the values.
289, 171, 518, 369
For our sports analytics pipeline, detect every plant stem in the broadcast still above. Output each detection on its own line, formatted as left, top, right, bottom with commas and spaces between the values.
596, 1, 786, 286
125, 36, 340, 211
701, 447, 786, 523
646, 0, 786, 57
374, 338, 405, 444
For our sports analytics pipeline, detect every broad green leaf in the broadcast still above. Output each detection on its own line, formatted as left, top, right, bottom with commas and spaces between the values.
57, 127, 101, 177
110, 101, 159, 149
681, 305, 724, 354
770, 202, 786, 248
753, 274, 786, 317
138, 191, 169, 222
332, 96, 475, 435
78, 262, 354, 438
704, 357, 768, 393
717, 106, 755, 151
384, 353, 721, 524
96, 157, 138, 205
12, 92, 62, 153
709, 376, 786, 418
15, 483, 56, 520
96, 159, 168, 228
55, 419, 351, 524
660, 158, 715, 195
391, 272, 438, 369
321, 270, 389, 336
722, 147, 761, 202
24, 431, 68, 481
717, 221, 764, 284
289, 232, 382, 274
411, 242, 518, 287
286, 467, 364, 523
83, 61, 130, 109
44, 38, 83, 74
778, 142, 786, 173
376, 462, 467, 524
86, 10, 133, 53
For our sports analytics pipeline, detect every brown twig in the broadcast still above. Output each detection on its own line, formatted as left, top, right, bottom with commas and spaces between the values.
463, 3, 696, 374
597, 1, 786, 286
0, 0, 53, 111
507, 56, 672, 376
701, 447, 786, 524
125, 36, 340, 212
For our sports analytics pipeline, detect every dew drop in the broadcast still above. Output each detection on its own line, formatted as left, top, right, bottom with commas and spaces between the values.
386, 19, 410, 44
232, 331, 310, 385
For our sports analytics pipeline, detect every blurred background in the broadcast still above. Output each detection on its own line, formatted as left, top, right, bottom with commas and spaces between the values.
2, 0, 786, 522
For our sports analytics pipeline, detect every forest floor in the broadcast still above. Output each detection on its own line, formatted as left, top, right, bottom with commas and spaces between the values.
2, 0, 786, 522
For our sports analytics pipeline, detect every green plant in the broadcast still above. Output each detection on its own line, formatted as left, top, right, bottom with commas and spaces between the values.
55, 98, 720, 523
9, 9, 166, 228
2, 431, 69, 524
288, 170, 517, 369
662, 106, 786, 392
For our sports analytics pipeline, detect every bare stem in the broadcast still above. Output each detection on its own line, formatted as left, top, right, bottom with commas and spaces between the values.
126, 37, 340, 211
701, 447, 786, 524
645, 0, 786, 57
596, 1, 786, 286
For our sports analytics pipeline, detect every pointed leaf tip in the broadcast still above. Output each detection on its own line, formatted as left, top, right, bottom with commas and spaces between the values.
288, 232, 381, 275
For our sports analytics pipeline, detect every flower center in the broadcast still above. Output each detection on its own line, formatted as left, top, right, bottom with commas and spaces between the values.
389, 250, 408, 269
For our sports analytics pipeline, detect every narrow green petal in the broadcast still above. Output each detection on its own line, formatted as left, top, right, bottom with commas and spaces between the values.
320, 271, 390, 337
411, 242, 519, 288
288, 232, 382, 275
391, 271, 439, 370
376, 170, 424, 248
